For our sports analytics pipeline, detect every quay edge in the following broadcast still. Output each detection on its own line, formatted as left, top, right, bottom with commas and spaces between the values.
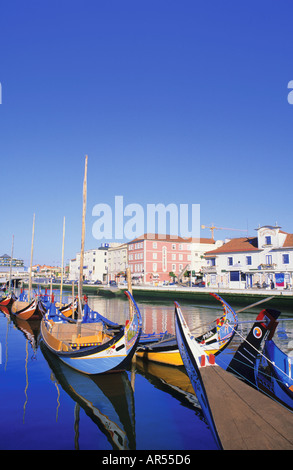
31, 283, 293, 311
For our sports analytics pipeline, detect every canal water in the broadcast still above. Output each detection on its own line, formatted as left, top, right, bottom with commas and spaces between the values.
0, 291, 292, 451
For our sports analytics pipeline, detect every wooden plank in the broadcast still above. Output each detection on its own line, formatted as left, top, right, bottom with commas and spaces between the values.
201, 365, 293, 450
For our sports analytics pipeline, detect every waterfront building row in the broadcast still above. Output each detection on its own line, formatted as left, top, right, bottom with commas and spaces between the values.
68, 235, 222, 284
67, 225, 293, 291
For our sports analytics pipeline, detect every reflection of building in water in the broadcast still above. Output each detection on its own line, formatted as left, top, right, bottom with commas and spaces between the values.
87, 296, 233, 337
140, 305, 174, 334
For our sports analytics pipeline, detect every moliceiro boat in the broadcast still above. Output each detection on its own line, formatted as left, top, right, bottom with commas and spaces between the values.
41, 290, 142, 375
11, 298, 46, 320
174, 301, 293, 450
136, 293, 238, 366
0, 292, 17, 308
255, 339, 293, 411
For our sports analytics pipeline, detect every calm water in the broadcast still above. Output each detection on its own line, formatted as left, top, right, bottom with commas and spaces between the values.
0, 290, 292, 451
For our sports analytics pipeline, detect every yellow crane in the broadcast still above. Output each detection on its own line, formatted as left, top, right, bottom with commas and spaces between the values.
201, 224, 248, 240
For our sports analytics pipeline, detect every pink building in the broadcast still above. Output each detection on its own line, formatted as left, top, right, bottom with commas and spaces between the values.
127, 234, 192, 284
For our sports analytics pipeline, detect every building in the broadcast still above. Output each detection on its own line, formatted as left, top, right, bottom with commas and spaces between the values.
32, 265, 61, 277
69, 245, 109, 282
108, 243, 128, 282
0, 254, 26, 273
204, 225, 293, 290
127, 234, 221, 285
190, 238, 223, 276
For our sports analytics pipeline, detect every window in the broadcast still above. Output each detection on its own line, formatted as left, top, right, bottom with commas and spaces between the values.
210, 258, 216, 266
153, 242, 157, 249
266, 255, 272, 265
179, 244, 183, 250
210, 274, 217, 285
153, 253, 157, 259
153, 263, 157, 272
265, 236, 272, 245
228, 257, 233, 266
283, 254, 289, 264
172, 254, 176, 260
179, 254, 183, 260
230, 271, 240, 282
162, 246, 167, 272
172, 264, 176, 271
246, 256, 252, 265
172, 244, 176, 250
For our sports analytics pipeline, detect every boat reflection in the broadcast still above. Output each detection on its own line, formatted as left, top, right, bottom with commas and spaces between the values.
40, 342, 136, 450
135, 357, 203, 416
11, 316, 41, 354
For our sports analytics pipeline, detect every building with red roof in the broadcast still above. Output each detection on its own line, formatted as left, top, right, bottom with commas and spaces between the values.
204, 225, 293, 290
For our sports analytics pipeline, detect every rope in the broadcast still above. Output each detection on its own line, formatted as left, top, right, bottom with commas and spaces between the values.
231, 326, 292, 381
216, 353, 293, 414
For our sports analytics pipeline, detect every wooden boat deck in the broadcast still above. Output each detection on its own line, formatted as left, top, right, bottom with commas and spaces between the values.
42, 321, 112, 352
49, 322, 103, 341
201, 365, 293, 450
11, 300, 30, 314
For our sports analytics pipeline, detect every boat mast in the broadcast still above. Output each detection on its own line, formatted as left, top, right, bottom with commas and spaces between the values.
8, 235, 14, 293
60, 216, 65, 306
78, 155, 88, 322
126, 267, 133, 319
28, 214, 35, 302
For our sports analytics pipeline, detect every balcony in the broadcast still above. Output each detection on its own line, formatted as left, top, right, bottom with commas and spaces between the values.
202, 266, 217, 274
258, 263, 276, 270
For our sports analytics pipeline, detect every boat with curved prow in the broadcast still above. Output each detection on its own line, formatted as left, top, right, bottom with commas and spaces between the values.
41, 290, 142, 375
0, 292, 17, 308
136, 292, 238, 366
11, 298, 46, 320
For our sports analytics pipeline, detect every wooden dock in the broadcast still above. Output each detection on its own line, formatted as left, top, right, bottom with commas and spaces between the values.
200, 365, 293, 450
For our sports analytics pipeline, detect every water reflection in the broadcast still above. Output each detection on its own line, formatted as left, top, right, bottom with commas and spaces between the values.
135, 358, 201, 413
41, 343, 136, 450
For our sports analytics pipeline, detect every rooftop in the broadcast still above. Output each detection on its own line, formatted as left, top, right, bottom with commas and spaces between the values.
205, 237, 260, 256
128, 233, 216, 244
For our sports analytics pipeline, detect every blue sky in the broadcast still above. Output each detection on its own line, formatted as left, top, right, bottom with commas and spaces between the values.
1, 1, 293, 266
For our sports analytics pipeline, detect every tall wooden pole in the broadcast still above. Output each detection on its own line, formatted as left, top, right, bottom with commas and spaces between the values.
78, 155, 88, 321
28, 214, 35, 301
60, 216, 65, 306
9, 235, 14, 293
126, 267, 133, 319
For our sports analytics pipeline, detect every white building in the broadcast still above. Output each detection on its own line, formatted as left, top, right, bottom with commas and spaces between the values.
204, 225, 293, 290
69, 245, 109, 282
189, 238, 223, 277
108, 243, 128, 282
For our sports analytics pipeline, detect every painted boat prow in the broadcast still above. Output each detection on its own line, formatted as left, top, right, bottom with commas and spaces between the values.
174, 301, 222, 449
175, 300, 293, 450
